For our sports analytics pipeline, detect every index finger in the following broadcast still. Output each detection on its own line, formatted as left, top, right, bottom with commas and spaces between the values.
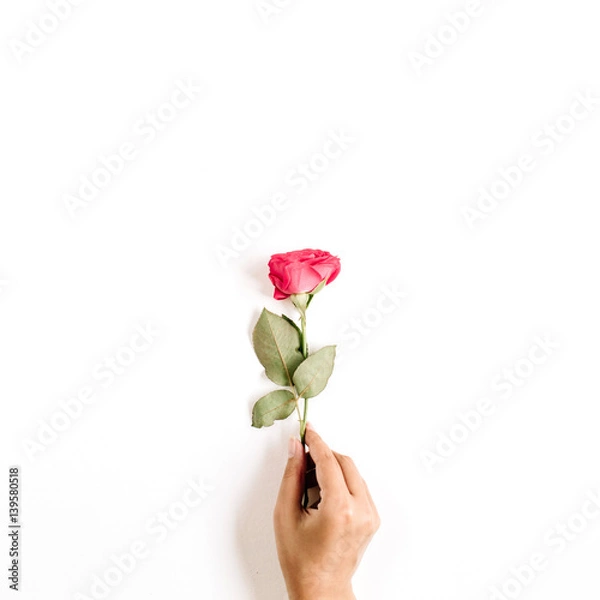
333, 451, 366, 498
305, 424, 348, 504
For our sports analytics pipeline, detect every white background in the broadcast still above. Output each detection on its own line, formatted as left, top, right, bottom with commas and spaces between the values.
2, 0, 600, 598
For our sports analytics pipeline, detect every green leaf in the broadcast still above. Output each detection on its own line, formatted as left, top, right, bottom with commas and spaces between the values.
252, 390, 297, 428
292, 345, 336, 399
252, 308, 304, 386
281, 314, 301, 335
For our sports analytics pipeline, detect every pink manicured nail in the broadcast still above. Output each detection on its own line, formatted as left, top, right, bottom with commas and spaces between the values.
288, 437, 297, 458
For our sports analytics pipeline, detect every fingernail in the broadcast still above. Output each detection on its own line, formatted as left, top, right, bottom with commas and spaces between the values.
306, 422, 314, 432
288, 437, 298, 458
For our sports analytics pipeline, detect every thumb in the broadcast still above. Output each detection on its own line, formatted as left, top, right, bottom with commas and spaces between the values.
275, 437, 305, 519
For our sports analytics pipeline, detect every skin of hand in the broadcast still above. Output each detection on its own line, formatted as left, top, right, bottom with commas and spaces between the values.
273, 423, 380, 600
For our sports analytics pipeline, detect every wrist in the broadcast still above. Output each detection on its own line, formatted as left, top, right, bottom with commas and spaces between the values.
290, 591, 355, 600
287, 581, 355, 600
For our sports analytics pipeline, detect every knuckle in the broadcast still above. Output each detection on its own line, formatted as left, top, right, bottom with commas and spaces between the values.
336, 503, 354, 525
358, 514, 373, 534
321, 447, 335, 460
371, 513, 381, 533
357, 507, 380, 535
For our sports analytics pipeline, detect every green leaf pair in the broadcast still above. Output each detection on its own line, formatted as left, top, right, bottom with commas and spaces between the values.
251, 308, 335, 429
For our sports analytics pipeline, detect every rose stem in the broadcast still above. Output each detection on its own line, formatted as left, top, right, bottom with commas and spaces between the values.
300, 312, 308, 357
299, 312, 310, 509
299, 311, 309, 445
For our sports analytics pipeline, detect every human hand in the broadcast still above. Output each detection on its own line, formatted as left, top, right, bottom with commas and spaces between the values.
273, 424, 380, 600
